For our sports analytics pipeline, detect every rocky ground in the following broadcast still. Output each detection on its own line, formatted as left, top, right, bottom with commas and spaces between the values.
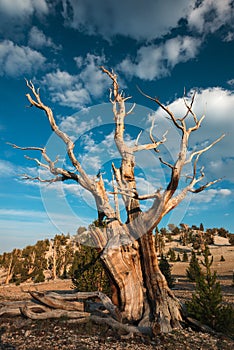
0, 315, 233, 350
0, 237, 233, 349
0, 277, 233, 350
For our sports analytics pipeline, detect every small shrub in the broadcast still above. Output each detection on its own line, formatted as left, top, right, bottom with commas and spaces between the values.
186, 249, 234, 335
167, 248, 176, 262
176, 254, 181, 262
182, 251, 188, 262
186, 251, 202, 282
220, 255, 225, 262
34, 270, 45, 283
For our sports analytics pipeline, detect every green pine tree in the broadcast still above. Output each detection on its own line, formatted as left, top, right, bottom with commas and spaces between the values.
70, 246, 111, 295
168, 248, 176, 262
186, 249, 234, 335
159, 255, 174, 288
186, 251, 202, 282
182, 251, 188, 262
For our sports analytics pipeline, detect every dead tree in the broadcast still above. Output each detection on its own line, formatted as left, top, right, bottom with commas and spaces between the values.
8, 68, 224, 334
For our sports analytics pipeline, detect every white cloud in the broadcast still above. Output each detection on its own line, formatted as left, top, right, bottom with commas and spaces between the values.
59, 114, 102, 137
118, 36, 202, 80
28, 26, 61, 50
42, 70, 77, 90
61, 0, 194, 40
0, 0, 48, 19
41, 54, 108, 109
76, 54, 109, 98
0, 0, 49, 39
0, 40, 46, 77
135, 176, 156, 195
219, 188, 232, 196
187, 0, 233, 35
227, 79, 234, 86
223, 31, 234, 42
0, 159, 16, 176
41, 70, 90, 109
80, 154, 102, 172
61, 0, 233, 43
0, 208, 46, 219
151, 87, 234, 182
191, 188, 232, 204
51, 87, 91, 109
0, 159, 38, 179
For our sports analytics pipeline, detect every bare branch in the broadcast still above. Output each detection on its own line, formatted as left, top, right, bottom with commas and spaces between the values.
126, 103, 136, 115
20, 174, 65, 183
189, 178, 222, 193
110, 187, 161, 201
7, 142, 44, 152
135, 130, 142, 146
132, 121, 167, 153
159, 157, 174, 169
149, 118, 168, 153
133, 142, 163, 153
24, 155, 50, 170
188, 114, 206, 133
180, 90, 197, 122
100, 66, 118, 100
112, 173, 121, 222
185, 134, 225, 165
137, 86, 184, 131
138, 190, 162, 201
24, 80, 94, 191
7, 142, 93, 189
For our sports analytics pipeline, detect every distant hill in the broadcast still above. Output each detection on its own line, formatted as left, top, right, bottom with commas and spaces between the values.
0, 225, 233, 286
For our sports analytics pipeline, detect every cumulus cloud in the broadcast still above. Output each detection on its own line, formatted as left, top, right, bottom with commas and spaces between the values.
41, 54, 108, 109
191, 188, 232, 203
151, 87, 234, 182
41, 69, 90, 109
118, 36, 202, 80
61, 0, 194, 41
0, 0, 48, 19
75, 54, 109, 98
59, 114, 102, 139
0, 40, 46, 77
28, 26, 61, 50
61, 0, 233, 43
0, 0, 49, 39
187, 0, 233, 35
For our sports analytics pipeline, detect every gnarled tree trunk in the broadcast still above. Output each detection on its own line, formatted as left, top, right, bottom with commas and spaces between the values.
9, 67, 224, 334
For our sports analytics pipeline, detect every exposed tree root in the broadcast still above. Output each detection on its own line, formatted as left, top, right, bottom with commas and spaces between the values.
20, 305, 90, 320
0, 290, 151, 337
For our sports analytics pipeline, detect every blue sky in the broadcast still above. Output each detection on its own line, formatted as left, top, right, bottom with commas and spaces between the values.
0, 0, 233, 253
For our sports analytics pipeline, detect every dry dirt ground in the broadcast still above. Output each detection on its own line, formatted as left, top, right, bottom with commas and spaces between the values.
0, 237, 233, 349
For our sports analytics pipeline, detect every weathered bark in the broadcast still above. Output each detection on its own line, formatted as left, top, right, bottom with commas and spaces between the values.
139, 232, 182, 333
101, 228, 144, 321
20, 305, 90, 320
29, 291, 84, 311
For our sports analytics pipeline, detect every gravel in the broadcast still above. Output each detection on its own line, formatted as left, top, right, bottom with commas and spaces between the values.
0, 316, 233, 350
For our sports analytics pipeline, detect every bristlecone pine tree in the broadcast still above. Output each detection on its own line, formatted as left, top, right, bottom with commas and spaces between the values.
9, 67, 224, 334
